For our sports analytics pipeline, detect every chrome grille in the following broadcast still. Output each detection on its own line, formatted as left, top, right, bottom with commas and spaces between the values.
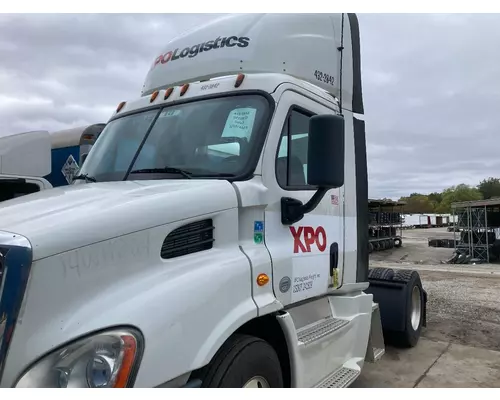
0, 233, 33, 381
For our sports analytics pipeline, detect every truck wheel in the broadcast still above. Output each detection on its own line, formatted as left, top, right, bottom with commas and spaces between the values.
368, 267, 395, 280
394, 238, 402, 248
392, 270, 424, 347
198, 334, 283, 388
368, 242, 374, 253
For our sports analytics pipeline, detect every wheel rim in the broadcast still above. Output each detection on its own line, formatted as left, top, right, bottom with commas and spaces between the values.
243, 376, 270, 388
411, 285, 422, 331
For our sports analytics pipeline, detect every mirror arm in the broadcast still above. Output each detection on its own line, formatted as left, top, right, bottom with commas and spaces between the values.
281, 187, 329, 225
302, 187, 329, 213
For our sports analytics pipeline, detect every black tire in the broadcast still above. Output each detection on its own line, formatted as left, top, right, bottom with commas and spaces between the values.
197, 334, 283, 388
394, 238, 402, 248
368, 267, 395, 280
368, 242, 374, 253
379, 241, 386, 251
390, 270, 424, 348
373, 241, 380, 251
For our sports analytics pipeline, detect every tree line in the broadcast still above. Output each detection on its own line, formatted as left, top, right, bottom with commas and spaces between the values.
397, 177, 500, 214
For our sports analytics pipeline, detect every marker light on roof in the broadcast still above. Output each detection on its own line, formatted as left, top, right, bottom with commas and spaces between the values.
164, 87, 174, 100
116, 102, 126, 113
180, 83, 189, 97
150, 90, 159, 103
234, 73, 245, 88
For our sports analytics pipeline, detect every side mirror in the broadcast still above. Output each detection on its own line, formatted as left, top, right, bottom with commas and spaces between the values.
281, 114, 345, 225
307, 114, 345, 188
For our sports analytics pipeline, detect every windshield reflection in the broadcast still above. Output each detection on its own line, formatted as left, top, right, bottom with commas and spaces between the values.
77, 95, 270, 183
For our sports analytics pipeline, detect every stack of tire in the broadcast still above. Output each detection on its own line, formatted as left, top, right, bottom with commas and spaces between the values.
459, 230, 496, 245
369, 237, 402, 253
489, 240, 500, 261
377, 212, 401, 225
428, 238, 458, 248
369, 211, 402, 225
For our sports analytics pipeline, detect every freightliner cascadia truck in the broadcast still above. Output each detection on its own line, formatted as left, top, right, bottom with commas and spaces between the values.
0, 13, 426, 388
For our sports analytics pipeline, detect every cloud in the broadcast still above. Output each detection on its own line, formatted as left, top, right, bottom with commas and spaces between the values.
0, 13, 223, 134
358, 13, 500, 198
1, 13, 498, 198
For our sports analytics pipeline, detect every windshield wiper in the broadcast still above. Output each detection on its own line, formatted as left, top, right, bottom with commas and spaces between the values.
129, 167, 193, 179
72, 173, 97, 183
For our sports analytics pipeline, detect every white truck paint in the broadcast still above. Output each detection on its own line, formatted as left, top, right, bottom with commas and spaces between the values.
0, 14, 426, 388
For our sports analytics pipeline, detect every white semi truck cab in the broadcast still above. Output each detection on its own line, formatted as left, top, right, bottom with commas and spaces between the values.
0, 13, 426, 388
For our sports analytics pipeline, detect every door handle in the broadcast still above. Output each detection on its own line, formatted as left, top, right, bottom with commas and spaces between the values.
330, 242, 339, 278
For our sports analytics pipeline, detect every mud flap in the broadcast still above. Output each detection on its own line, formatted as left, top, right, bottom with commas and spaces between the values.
365, 303, 385, 363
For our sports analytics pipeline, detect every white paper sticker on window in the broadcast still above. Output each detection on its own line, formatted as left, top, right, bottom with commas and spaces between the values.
222, 108, 257, 139
159, 109, 182, 118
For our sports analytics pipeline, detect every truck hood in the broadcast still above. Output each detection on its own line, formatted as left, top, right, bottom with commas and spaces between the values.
0, 180, 238, 260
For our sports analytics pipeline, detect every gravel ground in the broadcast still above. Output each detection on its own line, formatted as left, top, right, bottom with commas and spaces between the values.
420, 269, 500, 351
355, 228, 500, 387
370, 228, 500, 350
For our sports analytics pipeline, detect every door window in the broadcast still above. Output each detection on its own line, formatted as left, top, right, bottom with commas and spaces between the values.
276, 109, 316, 189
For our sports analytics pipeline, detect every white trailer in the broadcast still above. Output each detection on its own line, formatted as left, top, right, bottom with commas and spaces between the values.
0, 124, 106, 202
0, 14, 426, 388
403, 214, 420, 228
0, 130, 53, 202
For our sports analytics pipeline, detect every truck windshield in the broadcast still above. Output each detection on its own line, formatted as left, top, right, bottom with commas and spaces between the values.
77, 94, 270, 182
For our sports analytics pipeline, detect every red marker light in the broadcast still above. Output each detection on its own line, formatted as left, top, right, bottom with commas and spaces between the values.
116, 102, 126, 113
180, 83, 189, 97
164, 87, 174, 100
150, 90, 159, 103
235, 73, 245, 88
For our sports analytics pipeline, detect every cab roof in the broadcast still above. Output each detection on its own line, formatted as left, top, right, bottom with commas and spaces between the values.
141, 13, 363, 115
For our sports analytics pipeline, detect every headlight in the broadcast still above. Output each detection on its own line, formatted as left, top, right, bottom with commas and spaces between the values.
16, 329, 143, 388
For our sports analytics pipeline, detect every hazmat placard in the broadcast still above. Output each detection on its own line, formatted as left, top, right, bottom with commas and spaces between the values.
61, 154, 80, 184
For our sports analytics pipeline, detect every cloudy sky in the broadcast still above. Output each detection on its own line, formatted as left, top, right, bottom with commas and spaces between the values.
0, 13, 497, 198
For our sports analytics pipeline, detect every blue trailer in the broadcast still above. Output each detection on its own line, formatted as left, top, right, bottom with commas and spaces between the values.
45, 124, 105, 187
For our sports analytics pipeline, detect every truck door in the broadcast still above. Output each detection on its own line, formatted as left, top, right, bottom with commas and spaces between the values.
262, 91, 345, 307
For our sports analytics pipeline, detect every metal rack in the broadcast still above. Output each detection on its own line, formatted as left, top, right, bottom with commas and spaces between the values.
451, 199, 500, 263
368, 199, 405, 253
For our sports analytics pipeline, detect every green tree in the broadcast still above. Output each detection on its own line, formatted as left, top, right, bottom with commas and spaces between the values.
438, 184, 483, 212
428, 192, 443, 209
399, 194, 433, 213
394, 177, 500, 214
477, 177, 500, 200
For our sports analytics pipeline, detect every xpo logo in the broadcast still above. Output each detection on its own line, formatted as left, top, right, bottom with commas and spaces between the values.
290, 226, 327, 254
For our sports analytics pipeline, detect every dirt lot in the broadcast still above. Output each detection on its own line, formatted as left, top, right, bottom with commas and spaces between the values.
353, 228, 500, 388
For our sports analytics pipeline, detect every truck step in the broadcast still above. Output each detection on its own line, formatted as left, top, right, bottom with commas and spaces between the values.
315, 366, 360, 388
297, 316, 349, 346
